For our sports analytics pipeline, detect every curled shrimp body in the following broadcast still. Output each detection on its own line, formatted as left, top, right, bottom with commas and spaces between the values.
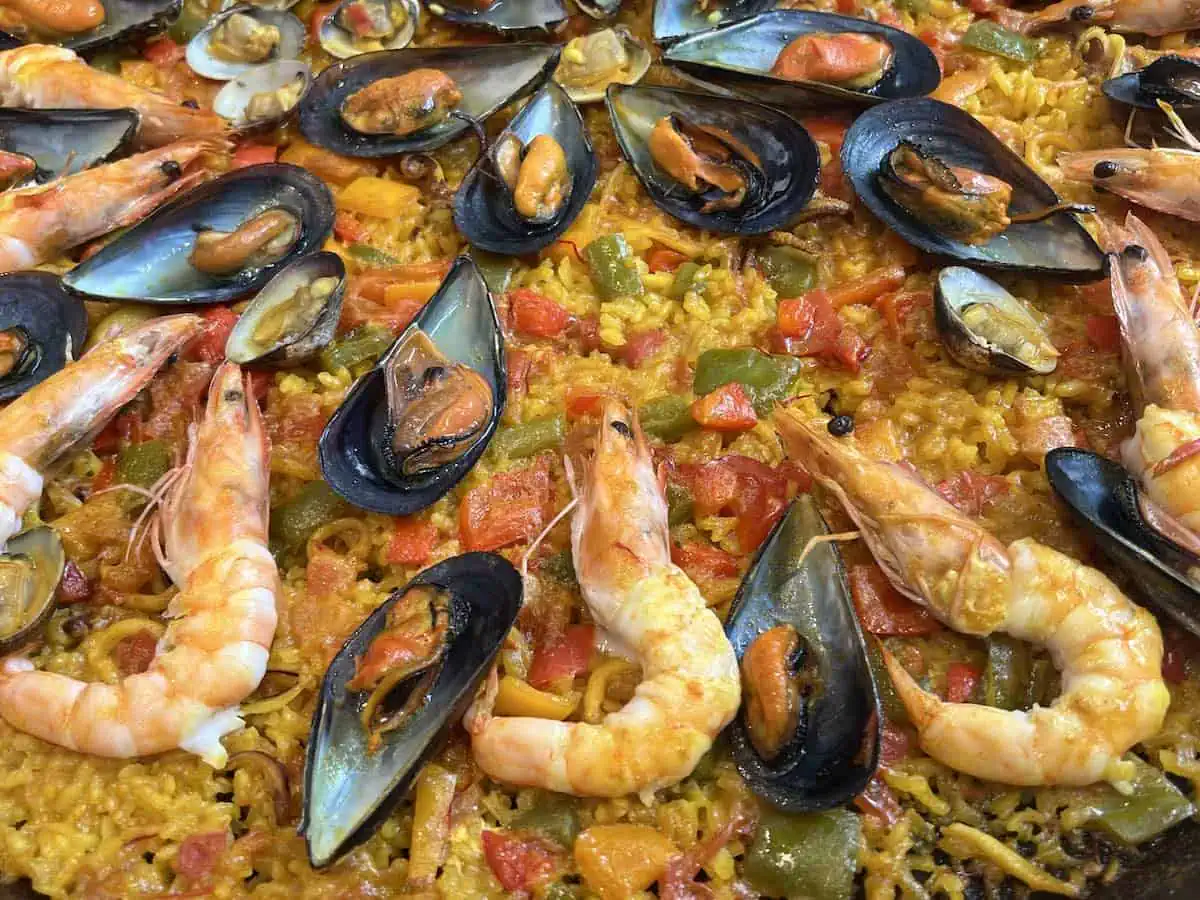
0, 45, 227, 148
468, 401, 740, 797
1000, 0, 1200, 35
775, 408, 1169, 787
0, 137, 220, 273
0, 363, 278, 767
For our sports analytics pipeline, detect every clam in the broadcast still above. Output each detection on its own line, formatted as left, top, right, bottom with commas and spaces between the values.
0, 272, 87, 400
63, 164, 334, 305
607, 83, 818, 234
299, 45, 561, 158
0, 528, 66, 655
225, 252, 346, 365
664, 11, 941, 108
576, 0, 622, 16
1104, 54, 1200, 110
426, 0, 567, 33
0, 0, 179, 53
842, 98, 1106, 279
1046, 448, 1200, 638
726, 495, 880, 811
213, 60, 312, 131
301, 552, 522, 867
317, 0, 419, 59
934, 266, 1058, 376
554, 26, 652, 105
186, 4, 305, 82
0, 108, 137, 183
320, 256, 505, 516
455, 82, 597, 255
653, 0, 775, 45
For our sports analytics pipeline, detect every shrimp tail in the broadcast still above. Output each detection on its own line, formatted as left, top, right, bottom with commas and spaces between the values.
881, 647, 943, 730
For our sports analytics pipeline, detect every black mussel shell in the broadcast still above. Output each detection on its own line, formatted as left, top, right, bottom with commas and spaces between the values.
665, 11, 940, 108
653, 0, 775, 44
455, 82, 597, 255
1104, 55, 1200, 110
299, 44, 561, 158
0, 108, 137, 182
63, 164, 334, 304
0, 0, 180, 54
0, 527, 65, 655
726, 494, 880, 812
301, 552, 522, 867
843, 98, 1106, 280
428, 0, 566, 32
1046, 448, 1200, 638
319, 256, 505, 516
607, 83, 818, 234
0, 272, 87, 401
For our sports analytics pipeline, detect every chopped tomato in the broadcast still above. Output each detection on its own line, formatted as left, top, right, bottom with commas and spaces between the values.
775, 292, 869, 372
114, 629, 158, 676
57, 560, 92, 605
574, 315, 602, 354
646, 246, 689, 273
507, 348, 532, 397
880, 719, 912, 767
174, 832, 228, 880
306, 548, 358, 599
459, 457, 554, 552
672, 542, 740, 580
333, 209, 369, 243
854, 775, 902, 825
945, 661, 981, 703
528, 624, 594, 688
827, 265, 908, 308
836, 0, 859, 14
935, 470, 1009, 518
677, 456, 788, 553
508, 289, 572, 338
1086, 315, 1122, 352
342, 261, 451, 333
849, 564, 940, 636
615, 329, 666, 368
691, 383, 757, 432
231, 142, 277, 170
875, 289, 931, 339
183, 306, 239, 363
543, 239, 583, 264
93, 411, 141, 454
386, 517, 438, 566
565, 387, 606, 418
143, 36, 184, 67
481, 831, 560, 892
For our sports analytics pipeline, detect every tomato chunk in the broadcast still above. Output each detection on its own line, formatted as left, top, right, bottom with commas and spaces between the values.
333, 209, 369, 243
459, 457, 554, 552
848, 564, 940, 636
646, 247, 689, 273
386, 517, 438, 566
174, 831, 228, 880
775, 292, 869, 372
528, 624, 594, 688
672, 541, 740, 580
508, 289, 573, 338
114, 629, 158, 676
1086, 315, 1122, 352
183, 306, 239, 363
691, 382, 758, 432
615, 329, 666, 368
481, 831, 559, 892
232, 142, 277, 170
143, 36, 184, 67
675, 456, 788, 553
945, 661, 981, 703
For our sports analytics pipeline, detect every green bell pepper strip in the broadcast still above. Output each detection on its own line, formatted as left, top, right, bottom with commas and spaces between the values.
639, 396, 696, 441
584, 234, 643, 299
668, 261, 704, 300
744, 807, 860, 900
1083, 757, 1195, 846
346, 243, 401, 267
758, 246, 817, 298
270, 482, 348, 557
319, 325, 394, 373
470, 248, 518, 294
490, 415, 566, 460
116, 440, 172, 491
693, 348, 802, 416
510, 792, 582, 847
983, 635, 1032, 711
962, 21, 1040, 63
868, 638, 908, 725
667, 482, 695, 527
538, 549, 577, 585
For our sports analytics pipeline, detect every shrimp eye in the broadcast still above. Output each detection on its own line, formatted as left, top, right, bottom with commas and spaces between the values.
610, 419, 632, 438
1123, 244, 1149, 262
1069, 5, 1094, 20
180, 99, 200, 110
224, 389, 244, 402
160, 160, 182, 179
827, 415, 855, 437
1093, 160, 1120, 179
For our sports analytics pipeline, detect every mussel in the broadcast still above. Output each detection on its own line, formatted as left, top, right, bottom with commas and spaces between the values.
725, 495, 880, 812
0, 273, 87, 401
212, 60, 312, 131
317, 0, 418, 59
299, 45, 561, 158
226, 251, 346, 365
301, 553, 521, 867
426, 0, 567, 33
842, 98, 1106, 279
1104, 54, 1200, 111
0, 528, 65, 655
455, 82, 597, 255
554, 26, 652, 105
1047, 448, 1200, 638
664, 11, 940, 108
607, 83, 818, 234
187, 4, 305, 81
0, 108, 136, 183
934, 266, 1058, 376
653, 0, 774, 45
320, 256, 505, 516
63, 164, 334, 304
0, 0, 179, 53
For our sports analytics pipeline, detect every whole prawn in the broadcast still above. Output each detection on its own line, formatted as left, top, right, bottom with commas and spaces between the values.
775, 408, 1169, 787
0, 137, 220, 273
0, 45, 227, 148
998, 0, 1200, 35
468, 401, 740, 797
0, 361, 278, 767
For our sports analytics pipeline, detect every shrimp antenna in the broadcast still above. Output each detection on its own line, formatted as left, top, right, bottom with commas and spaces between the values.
1158, 100, 1200, 151
519, 495, 579, 581
796, 531, 862, 569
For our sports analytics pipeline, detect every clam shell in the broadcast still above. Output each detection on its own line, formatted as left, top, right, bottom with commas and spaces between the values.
0, 528, 65, 655
0, 108, 137, 181
427, 0, 566, 33
186, 4, 306, 81
0, 272, 87, 400
554, 26, 651, 105
213, 60, 312, 130
317, 0, 419, 59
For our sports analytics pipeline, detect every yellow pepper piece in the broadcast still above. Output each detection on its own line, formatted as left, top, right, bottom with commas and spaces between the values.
575, 824, 678, 900
338, 177, 422, 219
939, 823, 1080, 897
407, 763, 456, 891
493, 675, 579, 720
582, 657, 640, 724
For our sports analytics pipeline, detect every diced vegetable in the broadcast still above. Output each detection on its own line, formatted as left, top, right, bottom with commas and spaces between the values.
666, 481, 694, 527
744, 807, 860, 900
584, 234, 643, 299
775, 294, 870, 372
482, 830, 560, 893
1086, 315, 1122, 352
537, 549, 577, 586
672, 541, 740, 580
983, 635, 1032, 711
758, 246, 817, 297
279, 138, 376, 186
945, 661, 981, 703
668, 261, 704, 299
232, 142, 277, 170
459, 457, 553, 552
334, 210, 369, 244
675, 455, 789, 552
639, 395, 696, 441
867, 639, 908, 724
407, 764, 456, 889
143, 36, 185, 67
693, 348, 801, 415
691, 383, 758, 432
962, 21, 1040, 63
511, 792, 582, 847
270, 482, 348, 555
508, 289, 573, 338
1082, 757, 1196, 846
346, 243, 400, 267
338, 177, 422, 219
471, 249, 518, 293
494, 675, 578, 720
491, 415, 567, 460
528, 624, 593, 688
115, 440, 172, 490
646, 246, 689, 273
319, 325, 394, 372
615, 329, 666, 368
385, 517, 438, 566
823, 264, 907, 308
574, 824, 677, 900
183, 306, 239, 364
849, 564, 940, 636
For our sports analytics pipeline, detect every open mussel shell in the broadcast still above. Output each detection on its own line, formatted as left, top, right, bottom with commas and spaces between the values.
665, 11, 940, 108
843, 98, 1106, 280
427, 0, 567, 33
186, 4, 306, 82
0, 273, 87, 401
301, 552, 522, 867
607, 83, 819, 235
0, 527, 65, 655
320, 256, 505, 516
213, 60, 312, 131
226, 251, 345, 365
63, 164, 334, 305
1104, 55, 1200, 110
1047, 448, 1200, 638
0, 108, 137, 182
653, 0, 774, 44
555, 26, 651, 105
934, 266, 1058, 376
318, 0, 419, 59
299, 45, 561, 158
725, 494, 880, 812
455, 83, 597, 255
0, 0, 179, 53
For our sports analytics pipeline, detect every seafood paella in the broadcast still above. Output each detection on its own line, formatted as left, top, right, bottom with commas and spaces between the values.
1, 0, 1200, 896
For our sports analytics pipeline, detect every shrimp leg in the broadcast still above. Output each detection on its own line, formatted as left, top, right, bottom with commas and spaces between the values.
775, 408, 1169, 787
